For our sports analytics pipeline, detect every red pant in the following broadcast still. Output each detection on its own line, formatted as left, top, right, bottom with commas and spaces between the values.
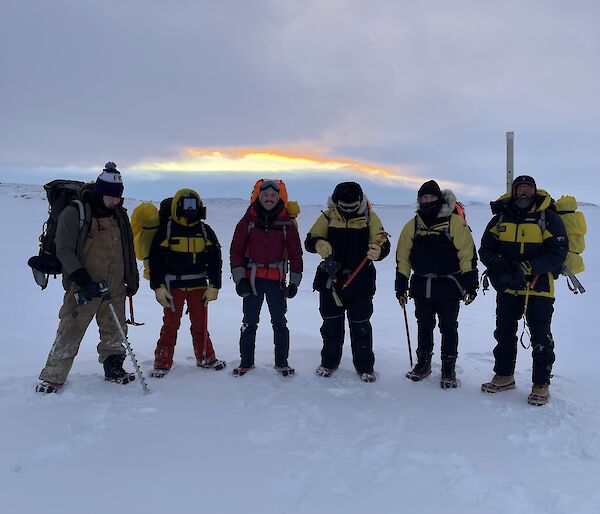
154, 287, 216, 369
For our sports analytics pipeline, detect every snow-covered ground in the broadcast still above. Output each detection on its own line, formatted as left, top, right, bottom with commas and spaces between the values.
2, 182, 599, 514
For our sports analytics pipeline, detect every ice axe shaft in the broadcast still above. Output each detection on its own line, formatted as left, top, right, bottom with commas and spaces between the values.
342, 232, 389, 289
96, 283, 150, 394
126, 295, 144, 326
402, 303, 414, 368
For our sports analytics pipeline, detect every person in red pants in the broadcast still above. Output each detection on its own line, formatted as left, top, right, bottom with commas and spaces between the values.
148, 188, 226, 377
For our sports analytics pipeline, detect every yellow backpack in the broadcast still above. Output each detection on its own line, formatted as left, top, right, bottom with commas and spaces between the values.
130, 202, 160, 280
554, 196, 586, 275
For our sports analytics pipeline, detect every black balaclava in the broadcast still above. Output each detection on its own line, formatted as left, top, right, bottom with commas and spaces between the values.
511, 175, 537, 212
332, 182, 363, 219
417, 180, 443, 221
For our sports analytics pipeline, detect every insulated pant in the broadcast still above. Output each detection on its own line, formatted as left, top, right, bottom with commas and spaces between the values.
154, 287, 216, 370
40, 216, 128, 385
493, 293, 555, 385
40, 289, 127, 384
319, 290, 374, 373
413, 298, 460, 359
239, 278, 289, 368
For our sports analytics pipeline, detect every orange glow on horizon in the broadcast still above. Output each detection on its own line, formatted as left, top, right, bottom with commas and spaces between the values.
132, 146, 437, 188
130, 146, 491, 196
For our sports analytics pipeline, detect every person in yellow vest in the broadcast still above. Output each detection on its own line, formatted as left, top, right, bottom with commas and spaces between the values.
149, 189, 225, 377
395, 180, 478, 389
480, 176, 568, 405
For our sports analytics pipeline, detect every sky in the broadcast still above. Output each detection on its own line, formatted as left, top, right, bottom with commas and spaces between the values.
1, 0, 599, 204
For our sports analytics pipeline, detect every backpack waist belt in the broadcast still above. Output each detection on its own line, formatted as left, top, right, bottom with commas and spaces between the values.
246, 260, 285, 295
165, 272, 208, 291
414, 271, 464, 299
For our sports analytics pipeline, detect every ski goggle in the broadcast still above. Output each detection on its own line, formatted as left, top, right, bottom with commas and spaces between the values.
259, 180, 280, 193
337, 199, 361, 212
181, 197, 198, 210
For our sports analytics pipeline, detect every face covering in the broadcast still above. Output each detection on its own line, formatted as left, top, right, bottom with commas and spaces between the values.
419, 198, 442, 217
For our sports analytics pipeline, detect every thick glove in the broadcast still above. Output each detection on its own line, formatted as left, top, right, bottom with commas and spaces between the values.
76, 280, 102, 304
236, 277, 253, 298
202, 285, 219, 305
367, 243, 382, 261
397, 291, 409, 307
315, 239, 333, 259
510, 261, 527, 289
285, 284, 298, 299
155, 284, 173, 308
463, 290, 477, 305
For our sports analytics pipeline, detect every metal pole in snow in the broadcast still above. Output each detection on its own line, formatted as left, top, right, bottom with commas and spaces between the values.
506, 131, 514, 193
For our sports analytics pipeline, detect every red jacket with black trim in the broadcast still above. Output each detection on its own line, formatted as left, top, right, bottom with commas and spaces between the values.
230, 202, 303, 281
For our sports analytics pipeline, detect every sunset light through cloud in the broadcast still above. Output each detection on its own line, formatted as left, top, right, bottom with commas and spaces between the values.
131, 147, 471, 191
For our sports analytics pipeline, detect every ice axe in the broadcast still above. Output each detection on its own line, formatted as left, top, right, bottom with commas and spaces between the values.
319, 256, 343, 308
342, 232, 390, 289
75, 282, 150, 394
126, 295, 144, 326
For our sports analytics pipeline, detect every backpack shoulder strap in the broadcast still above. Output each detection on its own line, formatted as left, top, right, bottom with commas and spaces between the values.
413, 215, 420, 239
538, 209, 547, 233
199, 221, 210, 253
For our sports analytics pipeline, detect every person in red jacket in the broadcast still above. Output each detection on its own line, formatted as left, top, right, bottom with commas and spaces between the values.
230, 180, 303, 376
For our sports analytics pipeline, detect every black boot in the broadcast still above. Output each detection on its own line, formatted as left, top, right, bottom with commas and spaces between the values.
440, 355, 457, 389
406, 351, 432, 381
103, 355, 136, 384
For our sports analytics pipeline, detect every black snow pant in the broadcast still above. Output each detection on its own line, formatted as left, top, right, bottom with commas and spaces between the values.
319, 290, 374, 373
493, 293, 555, 385
414, 297, 460, 360
239, 277, 289, 368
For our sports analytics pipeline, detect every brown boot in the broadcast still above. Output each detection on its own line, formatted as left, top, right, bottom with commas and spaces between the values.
527, 384, 550, 406
481, 374, 515, 393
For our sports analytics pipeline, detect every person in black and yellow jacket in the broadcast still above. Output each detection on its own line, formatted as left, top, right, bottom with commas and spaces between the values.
395, 180, 478, 389
149, 189, 226, 377
479, 176, 568, 406
305, 182, 390, 383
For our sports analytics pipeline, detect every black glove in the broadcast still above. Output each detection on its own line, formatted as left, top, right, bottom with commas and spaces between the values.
463, 289, 477, 305
235, 277, 253, 298
76, 280, 102, 304
509, 261, 527, 289
395, 272, 409, 299
459, 270, 479, 292
285, 284, 298, 299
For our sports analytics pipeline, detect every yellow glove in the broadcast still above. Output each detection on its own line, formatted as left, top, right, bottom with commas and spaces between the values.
155, 284, 173, 308
367, 243, 382, 261
203, 285, 219, 305
315, 239, 332, 259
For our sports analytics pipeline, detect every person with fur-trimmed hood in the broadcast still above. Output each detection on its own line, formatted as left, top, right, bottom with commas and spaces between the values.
479, 176, 568, 406
305, 182, 390, 383
229, 180, 303, 377
148, 188, 226, 377
395, 180, 478, 389
36, 162, 140, 393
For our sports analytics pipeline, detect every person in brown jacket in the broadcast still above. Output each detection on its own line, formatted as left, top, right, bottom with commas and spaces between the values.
36, 163, 140, 393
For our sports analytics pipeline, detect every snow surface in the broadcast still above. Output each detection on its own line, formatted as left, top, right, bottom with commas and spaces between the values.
1, 183, 599, 514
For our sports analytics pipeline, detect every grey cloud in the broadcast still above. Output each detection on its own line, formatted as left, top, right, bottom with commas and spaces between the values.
1, 0, 599, 199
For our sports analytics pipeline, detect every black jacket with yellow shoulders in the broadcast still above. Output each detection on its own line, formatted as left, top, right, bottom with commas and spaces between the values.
395, 190, 478, 300
149, 189, 222, 291
479, 190, 568, 298
305, 197, 390, 295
